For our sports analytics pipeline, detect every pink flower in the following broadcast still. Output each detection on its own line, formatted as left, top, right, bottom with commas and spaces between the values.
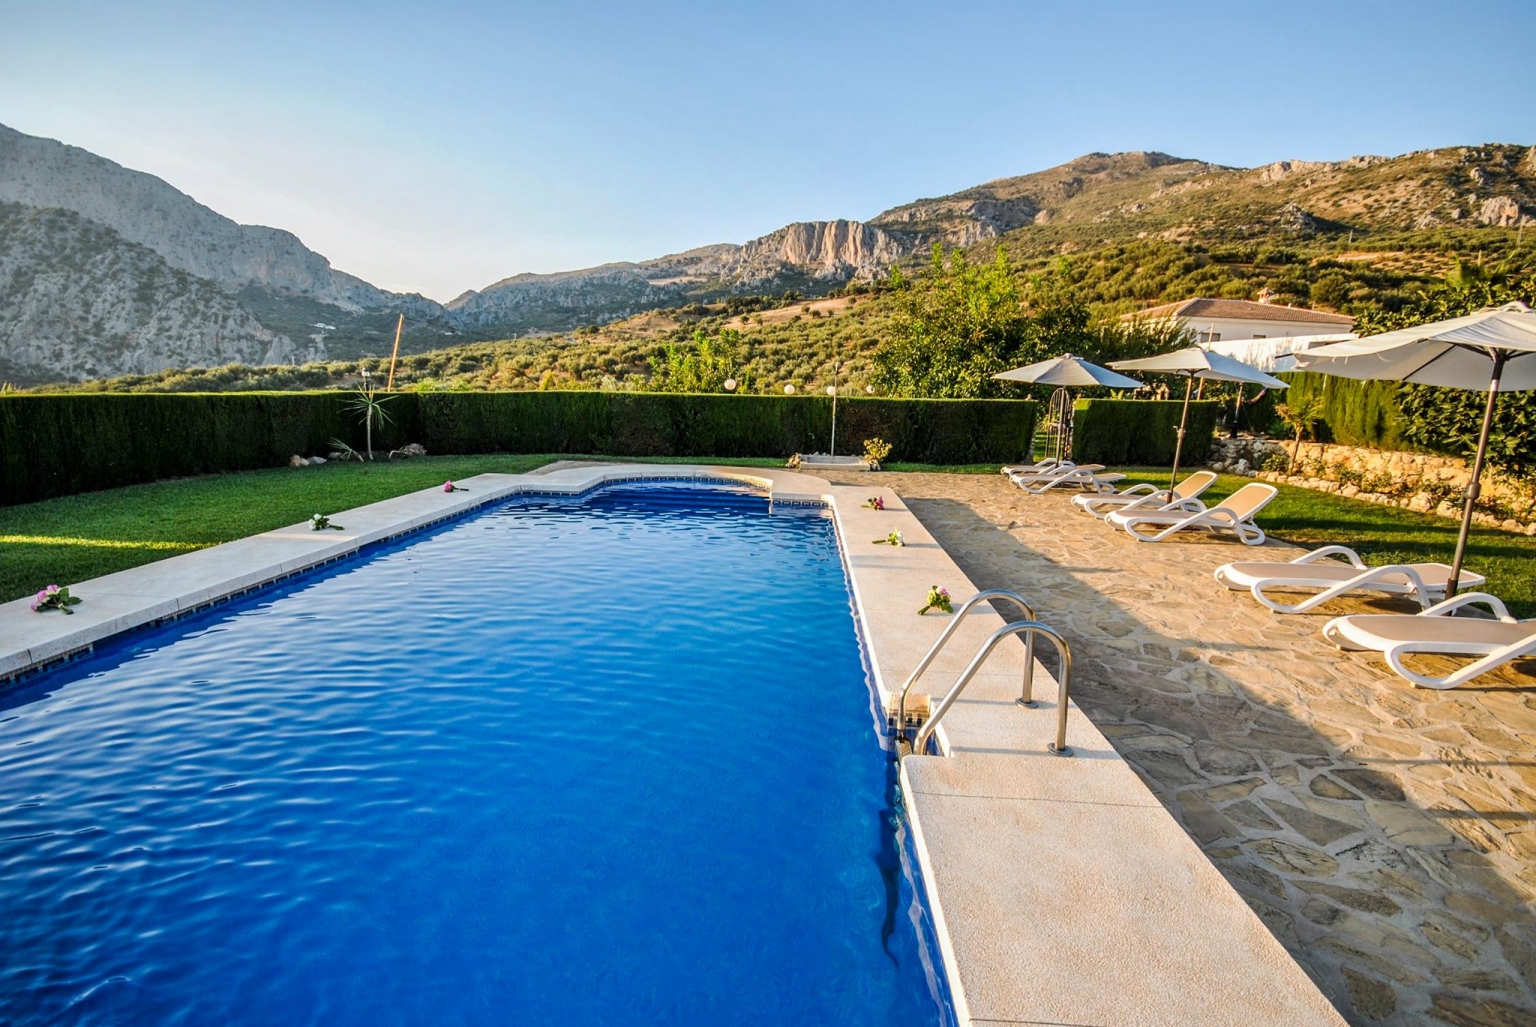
443, 481, 454, 492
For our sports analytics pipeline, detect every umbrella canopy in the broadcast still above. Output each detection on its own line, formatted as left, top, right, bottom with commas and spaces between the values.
1203, 333, 1359, 373
1292, 301, 1536, 595
992, 354, 1143, 462
1110, 347, 1288, 487
1111, 346, 1290, 388
992, 353, 1145, 389
1290, 302, 1536, 389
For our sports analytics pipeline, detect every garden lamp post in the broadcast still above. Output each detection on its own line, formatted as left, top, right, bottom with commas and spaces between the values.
827, 361, 840, 456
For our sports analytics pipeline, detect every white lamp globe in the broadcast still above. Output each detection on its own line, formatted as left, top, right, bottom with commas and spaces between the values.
825, 386, 836, 396
723, 378, 737, 392
784, 384, 795, 394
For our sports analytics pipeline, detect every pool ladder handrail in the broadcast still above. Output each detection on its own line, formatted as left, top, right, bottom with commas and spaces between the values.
896, 589, 1073, 758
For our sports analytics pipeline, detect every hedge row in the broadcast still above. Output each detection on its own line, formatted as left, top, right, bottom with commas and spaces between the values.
1071, 398, 1222, 466
1246, 372, 1417, 451
0, 393, 419, 505
0, 392, 1037, 505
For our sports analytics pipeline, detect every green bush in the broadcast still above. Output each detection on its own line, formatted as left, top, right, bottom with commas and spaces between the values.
1071, 399, 1222, 466
1247, 372, 1416, 451
0, 392, 418, 505
0, 392, 1035, 505
418, 392, 1035, 464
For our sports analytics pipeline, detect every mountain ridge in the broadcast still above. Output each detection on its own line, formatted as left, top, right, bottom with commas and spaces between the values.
1, 122, 1532, 384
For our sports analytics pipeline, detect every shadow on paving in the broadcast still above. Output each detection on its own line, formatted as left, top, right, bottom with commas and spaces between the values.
824, 469, 1536, 1027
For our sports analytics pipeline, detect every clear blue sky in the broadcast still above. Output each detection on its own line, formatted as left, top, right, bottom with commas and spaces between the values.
3, 0, 1532, 301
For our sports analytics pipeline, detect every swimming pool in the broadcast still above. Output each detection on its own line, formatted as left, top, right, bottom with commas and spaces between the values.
0, 481, 948, 1025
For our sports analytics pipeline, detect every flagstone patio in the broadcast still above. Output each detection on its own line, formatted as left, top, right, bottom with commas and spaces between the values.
820, 468, 1536, 1027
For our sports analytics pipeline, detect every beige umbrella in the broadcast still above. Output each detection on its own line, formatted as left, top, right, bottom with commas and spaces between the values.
1111, 347, 1288, 488
1292, 301, 1536, 595
993, 355, 1144, 462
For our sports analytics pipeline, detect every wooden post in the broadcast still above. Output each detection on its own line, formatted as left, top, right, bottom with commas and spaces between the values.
385, 313, 404, 391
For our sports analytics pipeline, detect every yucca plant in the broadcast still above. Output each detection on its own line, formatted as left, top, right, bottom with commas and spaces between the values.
345, 384, 394, 461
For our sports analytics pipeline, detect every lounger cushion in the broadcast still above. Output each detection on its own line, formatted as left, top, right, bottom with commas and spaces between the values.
1328, 615, 1534, 650
1217, 562, 1483, 592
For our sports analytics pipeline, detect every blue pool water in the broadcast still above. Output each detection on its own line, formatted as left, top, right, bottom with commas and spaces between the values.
0, 482, 946, 1026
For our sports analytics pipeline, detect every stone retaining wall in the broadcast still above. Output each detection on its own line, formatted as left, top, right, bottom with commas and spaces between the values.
1208, 437, 1536, 535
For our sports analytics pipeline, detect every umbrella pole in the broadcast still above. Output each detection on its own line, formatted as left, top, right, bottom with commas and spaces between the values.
1447, 352, 1506, 598
1170, 375, 1193, 491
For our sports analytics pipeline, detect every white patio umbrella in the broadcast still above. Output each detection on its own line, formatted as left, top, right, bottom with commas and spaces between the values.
1291, 301, 1536, 596
993, 354, 1144, 461
992, 353, 1146, 389
1111, 347, 1288, 488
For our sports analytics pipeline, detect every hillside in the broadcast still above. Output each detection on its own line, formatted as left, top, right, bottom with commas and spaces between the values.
0, 202, 313, 380
2, 122, 1532, 387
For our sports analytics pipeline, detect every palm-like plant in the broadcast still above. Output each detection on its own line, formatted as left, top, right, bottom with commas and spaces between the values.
1275, 398, 1324, 467
345, 383, 394, 461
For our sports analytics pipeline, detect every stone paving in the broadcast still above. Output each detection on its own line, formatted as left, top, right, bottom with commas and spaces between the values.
820, 469, 1536, 1027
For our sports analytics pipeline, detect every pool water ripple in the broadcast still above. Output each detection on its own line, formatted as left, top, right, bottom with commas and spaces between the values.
0, 483, 943, 1026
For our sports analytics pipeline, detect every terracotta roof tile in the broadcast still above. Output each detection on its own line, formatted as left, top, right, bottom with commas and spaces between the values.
1124, 298, 1355, 325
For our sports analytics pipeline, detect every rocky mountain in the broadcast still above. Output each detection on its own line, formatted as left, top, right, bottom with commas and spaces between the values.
0, 123, 412, 310
871, 151, 1230, 244
0, 202, 314, 380
1, 119, 1532, 385
447, 220, 911, 330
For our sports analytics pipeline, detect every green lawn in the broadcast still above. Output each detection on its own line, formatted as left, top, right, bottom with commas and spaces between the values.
1115, 469, 1536, 618
5, 458, 1533, 619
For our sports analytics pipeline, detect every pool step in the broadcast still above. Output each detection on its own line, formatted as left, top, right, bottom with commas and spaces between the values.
887, 693, 929, 759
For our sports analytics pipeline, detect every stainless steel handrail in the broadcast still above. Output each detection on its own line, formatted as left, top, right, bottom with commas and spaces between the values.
911, 621, 1074, 758
897, 590, 1038, 733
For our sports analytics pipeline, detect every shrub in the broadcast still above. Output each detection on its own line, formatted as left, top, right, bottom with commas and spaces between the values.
1070, 399, 1222, 466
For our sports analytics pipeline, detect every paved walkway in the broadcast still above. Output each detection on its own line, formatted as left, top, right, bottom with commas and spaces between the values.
821, 469, 1536, 1027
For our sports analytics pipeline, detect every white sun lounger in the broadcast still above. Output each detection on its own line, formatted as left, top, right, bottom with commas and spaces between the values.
1322, 592, 1536, 689
1215, 545, 1488, 613
1072, 470, 1218, 519
1001, 458, 1069, 476
1010, 464, 1124, 494
1111, 482, 1278, 545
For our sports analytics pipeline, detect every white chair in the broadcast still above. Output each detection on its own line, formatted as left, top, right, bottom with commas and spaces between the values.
1073, 470, 1218, 519
1111, 482, 1278, 545
1322, 592, 1536, 689
1010, 464, 1125, 494
1216, 545, 1487, 613
1000, 458, 1069, 476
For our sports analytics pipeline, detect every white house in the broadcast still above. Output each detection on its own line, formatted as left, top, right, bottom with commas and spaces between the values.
1122, 297, 1355, 344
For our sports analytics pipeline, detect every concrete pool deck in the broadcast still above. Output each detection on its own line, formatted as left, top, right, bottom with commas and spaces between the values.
819, 467, 1536, 1027
0, 463, 1346, 1026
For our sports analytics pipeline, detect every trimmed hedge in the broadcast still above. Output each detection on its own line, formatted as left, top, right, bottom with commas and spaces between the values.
417, 393, 1036, 463
1247, 372, 1417, 451
1071, 398, 1222, 466
0, 392, 1036, 505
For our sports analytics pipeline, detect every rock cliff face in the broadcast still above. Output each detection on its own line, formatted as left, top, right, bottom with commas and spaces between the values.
0, 203, 316, 380
448, 220, 919, 329
0, 124, 417, 311
731, 219, 908, 282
